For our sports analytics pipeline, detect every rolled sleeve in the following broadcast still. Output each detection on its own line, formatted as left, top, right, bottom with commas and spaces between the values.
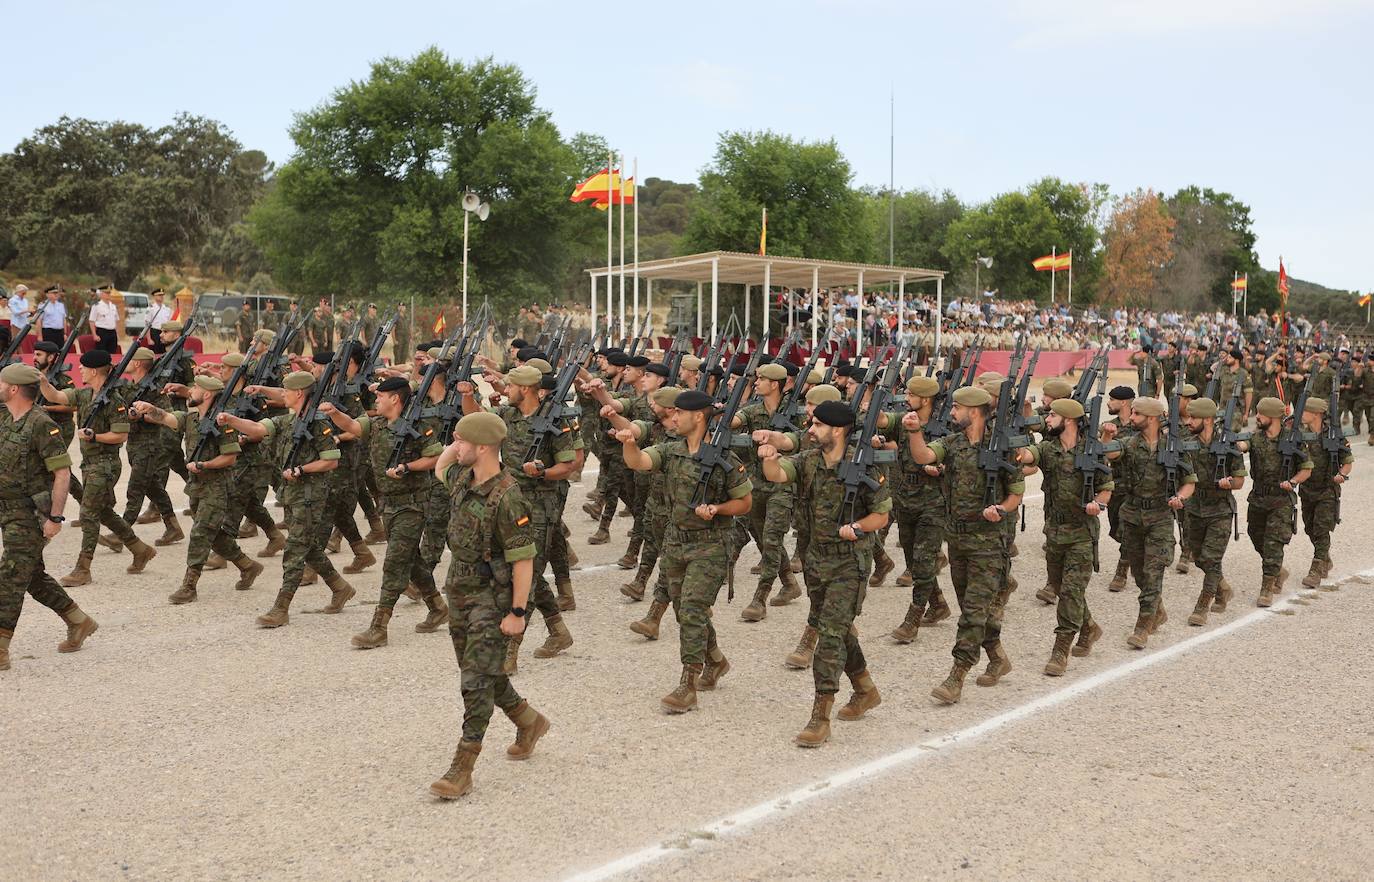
777, 457, 799, 484
318, 448, 341, 462
504, 543, 537, 563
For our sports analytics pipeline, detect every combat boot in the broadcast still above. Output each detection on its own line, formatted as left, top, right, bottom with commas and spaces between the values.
60, 553, 93, 587
1301, 560, 1323, 588
97, 533, 123, 552
785, 625, 819, 669
1321, 558, 1333, 579
581, 500, 602, 520
698, 647, 731, 691
565, 542, 578, 568
154, 516, 184, 546
533, 614, 573, 658
504, 702, 551, 760
1212, 577, 1235, 612
890, 604, 924, 644
57, 604, 98, 653
896, 568, 912, 587
740, 587, 769, 622
837, 669, 881, 721
1150, 605, 1168, 633
319, 573, 355, 613
1009, 541, 1020, 558
232, 555, 264, 591
237, 521, 259, 539
1257, 575, 1277, 608
257, 526, 287, 558
1277, 566, 1291, 590
923, 590, 952, 625
1188, 587, 1214, 626
976, 643, 1012, 686
298, 565, 318, 586
416, 593, 449, 632
617, 536, 642, 570
869, 549, 895, 586
1108, 559, 1130, 592
1175, 548, 1193, 574
503, 633, 522, 675
588, 526, 610, 545
1126, 612, 1153, 649
364, 514, 387, 544
1043, 632, 1074, 677
750, 563, 762, 574
136, 506, 161, 525
204, 552, 226, 571
256, 592, 292, 628
790, 557, 803, 573
342, 540, 376, 574
1072, 619, 1103, 657
661, 665, 700, 714
1036, 582, 1060, 605
352, 607, 392, 649
326, 529, 342, 554
621, 567, 649, 601
169, 570, 200, 605
0, 628, 10, 671
429, 740, 480, 800
795, 693, 834, 747
556, 576, 576, 611
931, 663, 970, 704
629, 600, 668, 640
771, 570, 802, 606
937, 550, 949, 572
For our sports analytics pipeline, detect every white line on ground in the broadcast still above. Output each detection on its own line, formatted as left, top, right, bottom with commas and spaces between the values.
562, 569, 1366, 882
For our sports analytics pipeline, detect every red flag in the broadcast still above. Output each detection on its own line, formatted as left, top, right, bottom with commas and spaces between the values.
433, 312, 446, 336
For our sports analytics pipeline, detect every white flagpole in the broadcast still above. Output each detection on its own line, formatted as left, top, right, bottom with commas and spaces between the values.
1050, 245, 1056, 304
618, 153, 626, 338
1067, 249, 1073, 306
632, 157, 640, 343
605, 154, 613, 338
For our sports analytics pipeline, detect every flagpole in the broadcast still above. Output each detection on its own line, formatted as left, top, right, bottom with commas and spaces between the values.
1067, 250, 1073, 306
618, 153, 626, 339
606, 153, 613, 338
1233, 271, 1238, 319
1243, 273, 1248, 319
632, 157, 640, 345
1050, 246, 1056, 304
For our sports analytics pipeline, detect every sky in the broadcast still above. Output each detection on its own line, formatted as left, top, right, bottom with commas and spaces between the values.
5, 0, 1372, 290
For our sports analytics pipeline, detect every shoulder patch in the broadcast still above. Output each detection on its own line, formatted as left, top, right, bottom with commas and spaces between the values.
516, 515, 530, 526
49, 428, 60, 435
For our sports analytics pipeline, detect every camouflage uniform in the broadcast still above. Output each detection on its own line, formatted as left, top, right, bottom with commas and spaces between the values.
1133, 354, 1164, 398
627, 414, 675, 599
176, 410, 246, 571
65, 385, 141, 555
884, 411, 945, 622
1214, 365, 1252, 431
391, 318, 411, 367
1183, 439, 1247, 609
1029, 437, 1113, 639
325, 379, 370, 549
1245, 431, 1308, 579
42, 368, 82, 503
259, 412, 343, 594
364, 414, 447, 609
1115, 432, 1197, 618
235, 310, 256, 354
1300, 424, 1351, 570
733, 400, 798, 608
122, 389, 177, 522
438, 464, 537, 744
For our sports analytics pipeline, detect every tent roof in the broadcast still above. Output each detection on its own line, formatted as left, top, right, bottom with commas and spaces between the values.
586, 250, 944, 289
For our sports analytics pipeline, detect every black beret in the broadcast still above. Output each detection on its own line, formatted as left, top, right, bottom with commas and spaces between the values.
312, 351, 334, 365
707, 366, 725, 378
416, 340, 441, 353
349, 348, 366, 366
516, 346, 543, 362
645, 363, 669, 377
813, 400, 856, 428
80, 349, 111, 368
604, 347, 625, 356
606, 352, 629, 367
673, 390, 713, 412
1229, 348, 1244, 359
595, 347, 613, 356
1141, 344, 1153, 354
729, 359, 749, 377
511, 338, 530, 349
626, 355, 651, 368
782, 361, 799, 377
834, 365, 854, 378
33, 341, 60, 354
1109, 385, 1136, 401
376, 377, 410, 395
540, 375, 558, 391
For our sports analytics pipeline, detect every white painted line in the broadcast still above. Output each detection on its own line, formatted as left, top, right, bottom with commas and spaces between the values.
574, 563, 621, 575
562, 568, 1363, 882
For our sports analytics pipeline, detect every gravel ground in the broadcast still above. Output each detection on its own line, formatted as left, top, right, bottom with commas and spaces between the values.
3, 416, 1372, 882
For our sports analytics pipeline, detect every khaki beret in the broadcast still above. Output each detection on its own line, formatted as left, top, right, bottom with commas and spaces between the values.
456, 411, 507, 446
505, 365, 543, 387
194, 374, 225, 392
427, 347, 445, 359
283, 370, 316, 391
1132, 397, 1165, 417
1180, 384, 1199, 398
976, 371, 1005, 384
130, 348, 156, 362
525, 357, 553, 375
906, 376, 939, 397
222, 353, 246, 367
680, 355, 702, 371
253, 329, 276, 344
1050, 398, 1085, 419
953, 385, 993, 407
1304, 397, 1329, 414
1042, 379, 1072, 398
757, 363, 787, 381
0, 363, 41, 385
162, 320, 184, 332
1186, 397, 1218, 418
805, 384, 842, 404
1256, 397, 1286, 418
806, 369, 824, 386
651, 386, 682, 408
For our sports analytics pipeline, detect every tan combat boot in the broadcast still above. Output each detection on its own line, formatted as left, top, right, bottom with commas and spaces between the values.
617, 536, 642, 570
1150, 605, 1168, 634
837, 669, 881, 721
790, 557, 803, 573
896, 569, 912, 587
154, 516, 184, 547
429, 740, 481, 800
1257, 575, 1276, 608
326, 529, 342, 554
1277, 566, 1290, 590
126, 540, 159, 574
136, 506, 161, 525
931, 663, 970, 704
621, 568, 649, 601
232, 555, 265, 591
257, 526, 287, 558
1321, 558, 1333, 579
749, 563, 762, 575
795, 693, 834, 747
320, 573, 355, 613
352, 607, 392, 649
1212, 577, 1235, 612
629, 601, 668, 640
581, 499, 602, 520
298, 566, 318, 586
238, 521, 259, 539
169, 570, 200, 605
740, 587, 769, 622
869, 550, 895, 587
504, 702, 551, 760
697, 647, 731, 691
588, 526, 610, 545
771, 570, 802, 606
1126, 612, 1153, 649
342, 540, 377, 574
923, 589, 952, 624
1175, 548, 1193, 574
976, 643, 1012, 687
533, 614, 573, 658
661, 664, 701, 714
890, 604, 924, 644
57, 604, 98, 653
0, 628, 11, 671
97, 533, 123, 552
204, 552, 227, 571
785, 625, 819, 669
503, 633, 522, 675
1072, 619, 1103, 657
1301, 560, 1323, 588
415, 593, 449, 633
1035, 582, 1060, 605
256, 592, 293, 628
556, 577, 576, 611
1009, 541, 1020, 558
1108, 559, 1130, 592
1188, 588, 1214, 626
1043, 632, 1074, 676
60, 553, 93, 587
364, 514, 387, 544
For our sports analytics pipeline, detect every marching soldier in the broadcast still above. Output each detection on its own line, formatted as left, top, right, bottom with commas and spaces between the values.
1299, 397, 1352, 587
235, 301, 256, 354
1246, 396, 1308, 606
119, 348, 184, 546
1104, 386, 1137, 592
32, 341, 82, 506
883, 376, 947, 645
1180, 398, 1246, 625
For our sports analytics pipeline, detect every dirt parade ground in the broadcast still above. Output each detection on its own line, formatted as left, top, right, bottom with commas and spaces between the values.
3, 433, 1373, 882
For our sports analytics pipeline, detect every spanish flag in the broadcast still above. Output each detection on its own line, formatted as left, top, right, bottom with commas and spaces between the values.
1032, 252, 1072, 272
759, 207, 767, 256
1231, 276, 1248, 290
433, 312, 446, 336
571, 168, 633, 207
1359, 293, 1371, 308
590, 176, 635, 212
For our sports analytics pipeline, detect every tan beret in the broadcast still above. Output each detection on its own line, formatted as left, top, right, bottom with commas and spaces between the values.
457, 411, 507, 446
976, 371, 1005, 384
194, 374, 225, 392
0, 363, 41, 385
253, 329, 276, 344
953, 385, 993, 407
130, 348, 156, 362
651, 387, 682, 408
806, 369, 824, 386
525, 357, 553, 375
505, 365, 542, 387
1050, 398, 1085, 419
680, 356, 702, 371
283, 370, 316, 391
757, 363, 787, 381
162, 320, 183, 332
1186, 397, 1218, 418
1180, 384, 1199, 398
1132, 397, 1165, 417
1256, 396, 1286, 418
806, 384, 842, 404
1304, 397, 1329, 414
906, 376, 939, 397
427, 347, 445, 359
222, 353, 246, 367
1042, 379, 1072, 398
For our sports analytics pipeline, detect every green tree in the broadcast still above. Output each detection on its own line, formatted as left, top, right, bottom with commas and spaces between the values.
0, 115, 268, 287
863, 187, 965, 271
1161, 186, 1257, 308
249, 48, 586, 313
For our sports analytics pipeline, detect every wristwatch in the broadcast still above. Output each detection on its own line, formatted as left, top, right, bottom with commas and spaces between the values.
509, 606, 527, 618
46, 514, 65, 524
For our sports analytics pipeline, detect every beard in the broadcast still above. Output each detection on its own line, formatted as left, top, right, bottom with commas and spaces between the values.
952, 416, 971, 433
1045, 422, 1065, 437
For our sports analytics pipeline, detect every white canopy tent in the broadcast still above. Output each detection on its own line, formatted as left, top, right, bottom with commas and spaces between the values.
587, 250, 947, 354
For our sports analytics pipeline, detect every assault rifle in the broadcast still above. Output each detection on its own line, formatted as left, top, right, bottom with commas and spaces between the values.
694, 330, 726, 394
344, 309, 397, 395
848, 345, 894, 417
79, 329, 148, 432
387, 333, 459, 470
1075, 356, 1114, 510
1160, 356, 1199, 530
1212, 373, 1251, 539
1322, 368, 1353, 525
1071, 343, 1109, 405
189, 342, 255, 463
979, 341, 1031, 507
1007, 345, 1043, 438
1277, 372, 1314, 531
228, 316, 302, 421
284, 344, 344, 470
322, 321, 361, 409
835, 350, 903, 525
0, 303, 47, 367
1137, 350, 1155, 398
128, 317, 198, 405
43, 308, 85, 381
524, 342, 589, 466
773, 327, 832, 432
924, 335, 982, 441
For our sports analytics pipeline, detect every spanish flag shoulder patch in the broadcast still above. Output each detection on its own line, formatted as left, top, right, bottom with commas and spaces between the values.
49, 427, 60, 435
516, 515, 530, 527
